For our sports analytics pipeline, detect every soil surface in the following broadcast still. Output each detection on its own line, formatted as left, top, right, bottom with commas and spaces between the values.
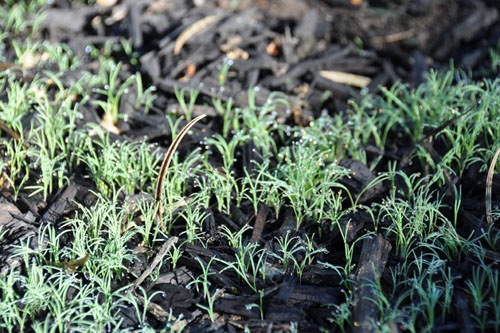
1, 0, 500, 332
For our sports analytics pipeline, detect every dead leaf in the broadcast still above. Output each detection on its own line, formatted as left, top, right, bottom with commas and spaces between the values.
64, 254, 90, 274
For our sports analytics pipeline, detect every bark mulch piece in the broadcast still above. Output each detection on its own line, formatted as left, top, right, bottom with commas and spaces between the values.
39, 0, 500, 121
352, 234, 391, 333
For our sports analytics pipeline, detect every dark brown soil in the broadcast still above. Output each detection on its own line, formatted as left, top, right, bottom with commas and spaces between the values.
1, 0, 500, 332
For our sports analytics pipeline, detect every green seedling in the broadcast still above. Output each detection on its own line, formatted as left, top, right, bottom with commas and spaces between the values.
269, 232, 327, 281
217, 58, 233, 86
94, 61, 135, 125
212, 95, 234, 137
134, 72, 156, 114
217, 224, 267, 292
188, 256, 220, 322
174, 86, 199, 121
273, 143, 351, 228
0, 1, 45, 37
75, 129, 161, 196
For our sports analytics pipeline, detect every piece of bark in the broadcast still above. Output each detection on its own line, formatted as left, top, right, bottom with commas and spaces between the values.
20, 182, 79, 259
185, 243, 238, 289
250, 204, 268, 243
140, 51, 161, 80
434, 2, 498, 60
39, 182, 78, 226
150, 283, 194, 309
454, 291, 474, 333
127, 2, 144, 49
41, 7, 99, 42
339, 159, 386, 204
214, 295, 261, 319
266, 46, 353, 88
339, 209, 370, 243
150, 266, 195, 287
0, 198, 37, 274
287, 284, 339, 305
294, 10, 319, 60
353, 234, 391, 333
266, 304, 306, 322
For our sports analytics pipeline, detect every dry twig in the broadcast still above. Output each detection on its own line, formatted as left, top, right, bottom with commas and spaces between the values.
132, 236, 178, 290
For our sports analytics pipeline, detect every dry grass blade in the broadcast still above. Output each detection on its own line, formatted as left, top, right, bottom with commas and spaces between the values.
154, 114, 206, 223
486, 146, 500, 224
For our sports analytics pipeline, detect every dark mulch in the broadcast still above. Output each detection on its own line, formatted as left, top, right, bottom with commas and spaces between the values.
1, 0, 500, 332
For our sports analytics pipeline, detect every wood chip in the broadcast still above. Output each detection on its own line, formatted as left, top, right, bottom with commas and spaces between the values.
319, 70, 371, 88
250, 204, 268, 243
174, 15, 221, 55
353, 234, 391, 333
97, 0, 117, 7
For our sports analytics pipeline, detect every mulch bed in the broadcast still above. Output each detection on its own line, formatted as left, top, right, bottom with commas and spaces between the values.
1, 0, 500, 331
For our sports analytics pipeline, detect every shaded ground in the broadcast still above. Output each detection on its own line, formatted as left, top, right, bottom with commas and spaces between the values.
1, 0, 500, 332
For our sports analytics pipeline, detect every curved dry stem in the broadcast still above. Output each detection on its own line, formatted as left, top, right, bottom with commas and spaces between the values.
154, 114, 206, 224
0, 119, 29, 148
486, 146, 500, 224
